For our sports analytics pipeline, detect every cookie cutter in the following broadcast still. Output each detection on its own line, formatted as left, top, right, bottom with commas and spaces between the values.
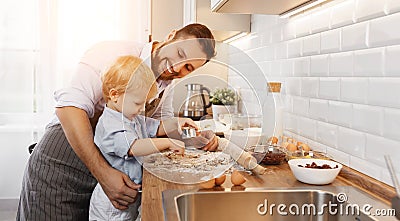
181, 127, 197, 139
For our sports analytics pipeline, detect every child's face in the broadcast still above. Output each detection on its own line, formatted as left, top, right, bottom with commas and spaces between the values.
114, 88, 148, 120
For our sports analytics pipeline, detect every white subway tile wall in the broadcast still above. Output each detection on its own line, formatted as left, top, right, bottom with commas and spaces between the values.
298, 117, 317, 139
369, 12, 400, 47
295, 16, 311, 37
341, 21, 368, 50
340, 78, 368, 103
321, 29, 341, 53
368, 78, 400, 108
303, 34, 321, 56
329, 52, 353, 76
319, 77, 340, 100
310, 8, 332, 33
330, 0, 356, 28
270, 26, 283, 43
310, 54, 330, 76
285, 78, 301, 96
276, 42, 288, 59
385, 0, 400, 15
301, 78, 319, 98
293, 57, 310, 77
270, 60, 282, 77
316, 121, 338, 147
337, 126, 366, 158
354, 0, 386, 22
292, 97, 309, 117
287, 39, 301, 58
383, 108, 400, 142
326, 146, 351, 166
365, 134, 400, 167
385, 45, 400, 76
349, 155, 382, 179
328, 101, 353, 127
352, 104, 382, 135
281, 60, 293, 77
353, 48, 384, 76
309, 99, 329, 121
228, 0, 400, 185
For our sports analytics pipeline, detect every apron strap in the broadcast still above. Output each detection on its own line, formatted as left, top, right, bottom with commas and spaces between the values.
145, 90, 164, 117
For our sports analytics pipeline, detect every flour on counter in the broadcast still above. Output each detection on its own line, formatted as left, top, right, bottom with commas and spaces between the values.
143, 149, 234, 184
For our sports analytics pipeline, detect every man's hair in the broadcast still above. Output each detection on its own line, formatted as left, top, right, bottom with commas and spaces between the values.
102, 56, 157, 102
174, 23, 216, 62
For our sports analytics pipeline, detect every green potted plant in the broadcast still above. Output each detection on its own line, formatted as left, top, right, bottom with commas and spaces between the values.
210, 88, 237, 121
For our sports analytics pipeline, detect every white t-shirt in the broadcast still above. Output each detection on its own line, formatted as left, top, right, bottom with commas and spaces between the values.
48, 41, 175, 126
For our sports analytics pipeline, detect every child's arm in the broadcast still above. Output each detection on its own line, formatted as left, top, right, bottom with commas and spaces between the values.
156, 117, 198, 137
127, 138, 185, 157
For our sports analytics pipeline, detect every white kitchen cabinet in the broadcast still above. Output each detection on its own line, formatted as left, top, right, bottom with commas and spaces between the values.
149, 0, 250, 42
211, 0, 314, 14
184, 0, 250, 42
150, 0, 184, 41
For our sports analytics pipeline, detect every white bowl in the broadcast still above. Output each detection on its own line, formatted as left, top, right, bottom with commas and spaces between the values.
223, 128, 264, 149
219, 114, 262, 130
288, 159, 343, 185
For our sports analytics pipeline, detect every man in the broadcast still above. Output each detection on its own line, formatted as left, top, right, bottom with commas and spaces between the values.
17, 23, 217, 220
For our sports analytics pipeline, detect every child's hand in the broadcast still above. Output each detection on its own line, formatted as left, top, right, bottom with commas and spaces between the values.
168, 139, 185, 155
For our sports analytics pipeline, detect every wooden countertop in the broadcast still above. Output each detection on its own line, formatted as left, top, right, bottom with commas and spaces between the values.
141, 162, 396, 221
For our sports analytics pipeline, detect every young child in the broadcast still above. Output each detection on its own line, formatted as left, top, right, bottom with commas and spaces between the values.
89, 55, 194, 220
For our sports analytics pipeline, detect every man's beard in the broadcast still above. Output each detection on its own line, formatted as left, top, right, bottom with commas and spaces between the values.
151, 43, 178, 81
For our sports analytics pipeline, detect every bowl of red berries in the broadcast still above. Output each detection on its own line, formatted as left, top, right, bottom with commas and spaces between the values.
288, 158, 343, 185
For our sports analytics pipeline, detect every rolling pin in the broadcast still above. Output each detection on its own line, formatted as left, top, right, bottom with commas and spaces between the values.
218, 137, 267, 175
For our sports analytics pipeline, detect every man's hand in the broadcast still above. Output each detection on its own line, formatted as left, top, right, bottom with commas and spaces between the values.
199, 130, 218, 151
184, 130, 218, 151
201, 134, 218, 151
98, 167, 141, 210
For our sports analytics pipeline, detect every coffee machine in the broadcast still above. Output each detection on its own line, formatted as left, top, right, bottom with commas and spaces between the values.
180, 83, 211, 120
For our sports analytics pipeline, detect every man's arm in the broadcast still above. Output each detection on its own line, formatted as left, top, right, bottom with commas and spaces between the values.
56, 106, 141, 209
